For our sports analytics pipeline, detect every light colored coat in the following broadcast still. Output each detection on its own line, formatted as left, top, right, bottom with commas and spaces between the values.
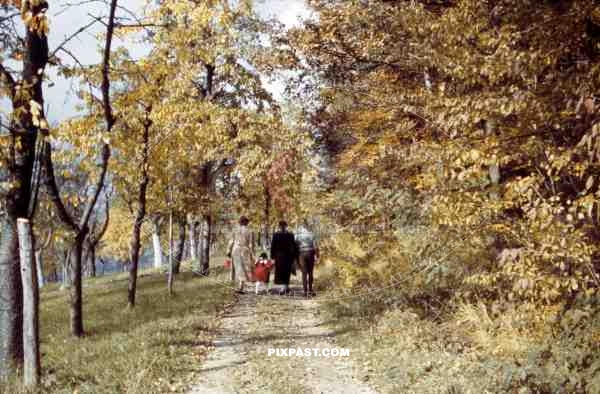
228, 225, 255, 282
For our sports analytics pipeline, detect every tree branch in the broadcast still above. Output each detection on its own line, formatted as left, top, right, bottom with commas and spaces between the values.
78, 143, 110, 230
27, 134, 47, 219
94, 198, 110, 244
101, 0, 117, 131
35, 227, 53, 252
49, 18, 100, 60
56, 47, 103, 107
42, 140, 79, 233
79, 0, 117, 231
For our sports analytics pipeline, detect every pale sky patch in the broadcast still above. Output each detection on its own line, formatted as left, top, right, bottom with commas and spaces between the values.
1, 0, 310, 123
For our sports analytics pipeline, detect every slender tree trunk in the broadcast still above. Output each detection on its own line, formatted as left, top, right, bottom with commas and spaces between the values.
34, 229, 51, 288
60, 249, 71, 290
200, 214, 211, 275
87, 246, 96, 278
84, 202, 108, 279
82, 247, 90, 278
34, 250, 44, 288
128, 220, 143, 307
199, 220, 205, 271
167, 210, 174, 295
173, 216, 186, 274
127, 225, 141, 308
127, 122, 150, 308
17, 219, 40, 388
152, 218, 163, 269
263, 187, 271, 250
69, 233, 86, 337
189, 218, 198, 270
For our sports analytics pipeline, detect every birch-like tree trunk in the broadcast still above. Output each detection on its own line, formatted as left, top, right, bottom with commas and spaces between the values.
60, 250, 71, 290
34, 250, 44, 288
86, 246, 96, 278
152, 217, 163, 269
17, 219, 40, 388
167, 210, 174, 295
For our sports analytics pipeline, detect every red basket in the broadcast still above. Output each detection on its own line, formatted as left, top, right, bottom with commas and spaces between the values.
223, 259, 232, 268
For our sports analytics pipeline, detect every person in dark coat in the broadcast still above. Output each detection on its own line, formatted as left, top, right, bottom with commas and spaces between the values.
270, 220, 298, 295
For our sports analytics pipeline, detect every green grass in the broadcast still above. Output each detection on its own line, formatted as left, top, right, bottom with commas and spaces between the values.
2, 265, 234, 394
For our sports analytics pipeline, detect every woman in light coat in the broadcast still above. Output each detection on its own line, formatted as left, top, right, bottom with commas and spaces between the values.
228, 216, 255, 294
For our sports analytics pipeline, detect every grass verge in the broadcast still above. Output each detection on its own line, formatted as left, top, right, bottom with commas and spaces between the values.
2, 265, 234, 394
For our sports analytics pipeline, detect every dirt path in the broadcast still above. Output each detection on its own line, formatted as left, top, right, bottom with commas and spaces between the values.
188, 283, 378, 394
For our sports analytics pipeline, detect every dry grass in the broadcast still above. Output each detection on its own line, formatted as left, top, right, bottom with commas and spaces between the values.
453, 302, 541, 359
314, 263, 536, 393
1, 265, 234, 394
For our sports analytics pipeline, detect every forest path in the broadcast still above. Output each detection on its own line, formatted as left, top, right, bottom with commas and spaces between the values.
188, 281, 378, 394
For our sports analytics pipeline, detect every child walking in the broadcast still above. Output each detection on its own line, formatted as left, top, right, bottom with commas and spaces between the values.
254, 252, 274, 294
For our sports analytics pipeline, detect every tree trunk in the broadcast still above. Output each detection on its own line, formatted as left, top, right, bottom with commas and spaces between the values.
127, 121, 149, 308
0, 216, 23, 378
87, 246, 96, 278
189, 218, 198, 270
128, 219, 143, 307
152, 218, 163, 269
199, 214, 211, 275
17, 219, 40, 388
68, 233, 86, 337
82, 246, 91, 278
60, 250, 71, 290
51, 266, 58, 283
34, 250, 44, 288
263, 187, 271, 250
167, 211, 174, 295
173, 216, 186, 274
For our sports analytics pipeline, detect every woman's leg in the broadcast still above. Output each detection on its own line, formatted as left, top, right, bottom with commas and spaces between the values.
299, 253, 308, 296
308, 253, 315, 295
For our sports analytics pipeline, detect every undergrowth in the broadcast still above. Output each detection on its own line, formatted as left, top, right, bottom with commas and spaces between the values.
319, 258, 600, 393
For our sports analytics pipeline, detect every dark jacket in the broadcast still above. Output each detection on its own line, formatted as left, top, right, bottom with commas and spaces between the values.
270, 231, 297, 260
270, 231, 298, 285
